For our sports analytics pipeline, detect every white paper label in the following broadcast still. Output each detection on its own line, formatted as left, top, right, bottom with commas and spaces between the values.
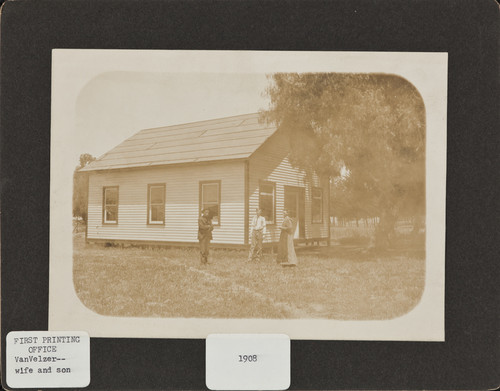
206, 334, 290, 390
6, 331, 90, 388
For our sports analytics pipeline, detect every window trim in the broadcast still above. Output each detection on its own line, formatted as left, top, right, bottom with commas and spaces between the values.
102, 186, 119, 225
147, 183, 166, 225
259, 180, 276, 225
199, 180, 221, 226
311, 186, 323, 224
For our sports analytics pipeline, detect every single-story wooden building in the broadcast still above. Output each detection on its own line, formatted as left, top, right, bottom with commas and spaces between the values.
80, 113, 330, 247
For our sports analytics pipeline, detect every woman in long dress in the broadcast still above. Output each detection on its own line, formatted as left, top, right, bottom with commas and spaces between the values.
286, 219, 298, 265
277, 210, 297, 266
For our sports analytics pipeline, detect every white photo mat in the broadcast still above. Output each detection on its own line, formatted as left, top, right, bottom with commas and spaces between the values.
49, 50, 447, 341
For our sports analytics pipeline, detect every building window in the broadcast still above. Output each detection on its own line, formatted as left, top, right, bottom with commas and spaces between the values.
148, 184, 165, 224
312, 187, 323, 223
200, 181, 221, 225
259, 181, 276, 224
103, 186, 118, 224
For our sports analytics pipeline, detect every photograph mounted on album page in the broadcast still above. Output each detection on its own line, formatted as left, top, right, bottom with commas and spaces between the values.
49, 49, 447, 341
1, 1, 498, 390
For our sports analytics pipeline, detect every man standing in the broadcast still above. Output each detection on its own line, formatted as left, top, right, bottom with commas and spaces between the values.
198, 208, 213, 264
248, 208, 266, 262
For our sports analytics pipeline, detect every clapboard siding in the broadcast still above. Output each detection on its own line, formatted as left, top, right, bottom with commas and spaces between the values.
87, 161, 245, 244
248, 131, 329, 243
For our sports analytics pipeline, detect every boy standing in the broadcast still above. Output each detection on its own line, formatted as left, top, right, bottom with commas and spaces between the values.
248, 208, 266, 262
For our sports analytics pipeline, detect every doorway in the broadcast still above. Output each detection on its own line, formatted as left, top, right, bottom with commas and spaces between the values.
284, 186, 305, 239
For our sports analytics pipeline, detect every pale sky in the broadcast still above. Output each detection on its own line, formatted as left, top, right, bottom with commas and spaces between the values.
74, 72, 271, 164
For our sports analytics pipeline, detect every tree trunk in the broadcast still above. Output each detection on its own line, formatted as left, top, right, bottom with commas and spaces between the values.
375, 210, 396, 249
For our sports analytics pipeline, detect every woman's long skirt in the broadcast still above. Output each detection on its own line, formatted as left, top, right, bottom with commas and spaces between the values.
286, 234, 298, 265
277, 230, 288, 263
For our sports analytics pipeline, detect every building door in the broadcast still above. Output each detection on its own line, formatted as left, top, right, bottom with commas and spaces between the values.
284, 186, 305, 239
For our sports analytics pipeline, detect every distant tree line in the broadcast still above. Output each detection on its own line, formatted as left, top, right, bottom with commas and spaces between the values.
73, 153, 95, 223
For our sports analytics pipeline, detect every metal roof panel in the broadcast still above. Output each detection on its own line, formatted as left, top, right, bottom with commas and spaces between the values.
80, 113, 277, 172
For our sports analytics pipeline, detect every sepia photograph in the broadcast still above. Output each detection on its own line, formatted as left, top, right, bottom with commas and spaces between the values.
49, 50, 447, 340
2, 0, 497, 388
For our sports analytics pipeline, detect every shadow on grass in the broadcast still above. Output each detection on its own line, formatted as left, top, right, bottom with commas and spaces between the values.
296, 242, 425, 262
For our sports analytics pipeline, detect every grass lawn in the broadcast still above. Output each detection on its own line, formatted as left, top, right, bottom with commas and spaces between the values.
73, 233, 425, 319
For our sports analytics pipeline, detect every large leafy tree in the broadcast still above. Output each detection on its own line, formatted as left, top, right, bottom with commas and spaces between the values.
262, 73, 425, 244
73, 153, 96, 223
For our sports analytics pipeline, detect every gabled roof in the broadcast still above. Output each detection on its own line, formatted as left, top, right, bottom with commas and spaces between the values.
80, 113, 277, 172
